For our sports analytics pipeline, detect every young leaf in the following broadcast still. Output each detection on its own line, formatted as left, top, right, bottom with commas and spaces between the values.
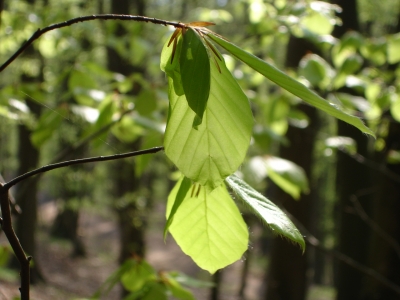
225, 174, 305, 251
207, 34, 375, 137
180, 28, 211, 123
163, 176, 192, 240
164, 47, 253, 189
166, 178, 249, 274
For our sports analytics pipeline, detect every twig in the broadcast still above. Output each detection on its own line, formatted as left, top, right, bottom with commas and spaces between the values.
0, 183, 30, 300
339, 147, 400, 183
351, 194, 400, 260
0, 173, 21, 215
282, 208, 400, 296
1, 146, 164, 190
0, 14, 185, 72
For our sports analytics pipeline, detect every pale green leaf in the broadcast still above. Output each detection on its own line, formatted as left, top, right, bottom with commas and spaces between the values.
388, 33, 400, 64
121, 260, 156, 292
180, 28, 210, 123
166, 178, 249, 273
265, 156, 309, 200
225, 174, 305, 251
163, 40, 253, 189
208, 34, 375, 137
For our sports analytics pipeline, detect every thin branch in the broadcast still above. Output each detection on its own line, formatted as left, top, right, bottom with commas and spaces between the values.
351, 194, 400, 260
339, 147, 400, 183
282, 209, 400, 296
1, 146, 164, 191
0, 14, 185, 72
0, 184, 30, 300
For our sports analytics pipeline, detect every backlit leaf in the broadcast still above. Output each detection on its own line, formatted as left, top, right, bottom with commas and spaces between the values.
162, 38, 253, 189
166, 178, 249, 273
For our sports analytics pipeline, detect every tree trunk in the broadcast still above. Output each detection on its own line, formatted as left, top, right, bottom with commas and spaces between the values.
362, 121, 400, 300
264, 36, 319, 300
106, 0, 147, 297
330, 1, 374, 298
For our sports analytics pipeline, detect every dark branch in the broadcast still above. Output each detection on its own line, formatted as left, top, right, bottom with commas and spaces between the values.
1, 146, 164, 190
0, 14, 185, 72
0, 184, 30, 299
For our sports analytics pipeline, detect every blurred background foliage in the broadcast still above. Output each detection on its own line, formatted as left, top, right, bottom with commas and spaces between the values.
1, 0, 400, 299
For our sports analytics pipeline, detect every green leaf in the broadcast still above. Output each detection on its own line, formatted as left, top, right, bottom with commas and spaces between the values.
163, 41, 253, 189
121, 260, 156, 292
180, 28, 211, 123
160, 35, 184, 96
299, 54, 332, 89
225, 174, 305, 251
388, 33, 400, 64
264, 156, 309, 200
31, 108, 66, 148
135, 89, 157, 116
166, 178, 249, 273
162, 273, 195, 300
208, 34, 375, 137
164, 176, 192, 240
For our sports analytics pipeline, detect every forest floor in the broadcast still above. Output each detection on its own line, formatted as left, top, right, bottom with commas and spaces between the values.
0, 201, 268, 300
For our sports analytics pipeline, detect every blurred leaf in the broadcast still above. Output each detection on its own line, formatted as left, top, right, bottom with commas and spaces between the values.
338, 54, 363, 75
390, 93, 400, 122
301, 11, 333, 35
299, 54, 332, 89
360, 39, 387, 66
265, 156, 309, 199
167, 271, 214, 288
180, 28, 210, 124
325, 136, 357, 154
111, 115, 143, 143
121, 260, 156, 292
135, 90, 157, 116
208, 33, 375, 137
225, 174, 305, 251
161, 273, 195, 300
163, 36, 253, 189
31, 107, 66, 148
166, 178, 249, 274
388, 33, 400, 64
387, 150, 400, 164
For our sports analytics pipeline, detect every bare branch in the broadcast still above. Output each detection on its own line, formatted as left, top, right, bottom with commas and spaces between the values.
0, 14, 185, 72
1, 146, 164, 190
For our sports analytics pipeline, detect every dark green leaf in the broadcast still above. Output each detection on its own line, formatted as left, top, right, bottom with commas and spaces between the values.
180, 28, 211, 123
226, 174, 305, 251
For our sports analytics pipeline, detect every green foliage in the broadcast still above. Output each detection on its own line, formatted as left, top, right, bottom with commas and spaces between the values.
166, 177, 248, 273
161, 33, 253, 190
207, 33, 375, 137
93, 257, 198, 300
180, 28, 211, 124
226, 174, 305, 251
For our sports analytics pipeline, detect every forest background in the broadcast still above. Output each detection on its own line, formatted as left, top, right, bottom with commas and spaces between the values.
1, 0, 400, 299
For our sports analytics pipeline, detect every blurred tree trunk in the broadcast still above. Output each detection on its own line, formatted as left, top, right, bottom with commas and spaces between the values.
50, 137, 88, 257
13, 70, 44, 283
362, 121, 400, 300
331, 1, 374, 298
11, 0, 45, 283
362, 11, 400, 300
264, 36, 320, 300
107, 0, 147, 297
